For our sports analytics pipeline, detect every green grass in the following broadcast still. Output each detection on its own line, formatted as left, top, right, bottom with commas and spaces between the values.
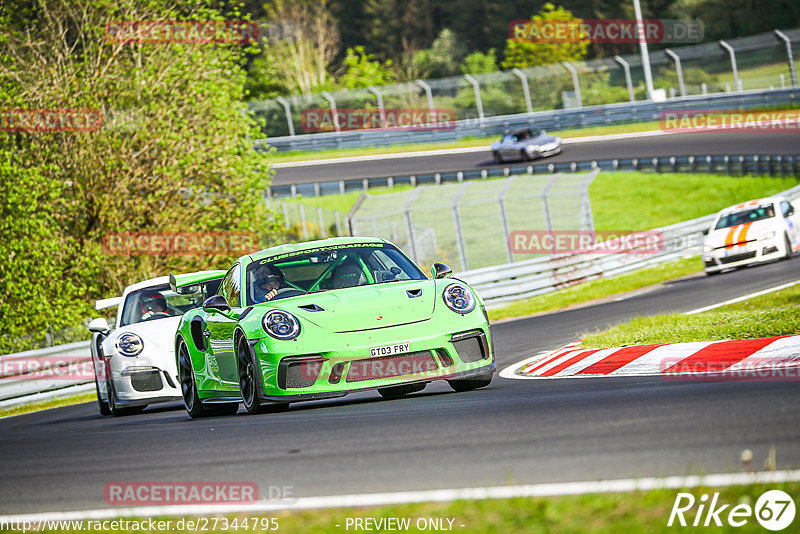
589, 174, 800, 231
20, 482, 799, 533
488, 256, 702, 321
0, 393, 95, 419
581, 281, 800, 347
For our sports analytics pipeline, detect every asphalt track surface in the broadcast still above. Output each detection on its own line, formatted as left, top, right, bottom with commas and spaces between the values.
273, 130, 800, 185
2, 256, 799, 515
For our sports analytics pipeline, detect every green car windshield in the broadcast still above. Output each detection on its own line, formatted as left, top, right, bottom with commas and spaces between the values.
245, 244, 426, 306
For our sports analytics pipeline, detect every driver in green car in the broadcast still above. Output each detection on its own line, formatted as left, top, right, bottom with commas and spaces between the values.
254, 264, 284, 302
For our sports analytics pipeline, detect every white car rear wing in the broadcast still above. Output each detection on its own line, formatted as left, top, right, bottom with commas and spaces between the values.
95, 296, 122, 311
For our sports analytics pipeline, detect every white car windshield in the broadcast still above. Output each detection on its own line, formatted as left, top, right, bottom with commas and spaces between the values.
714, 204, 775, 230
120, 284, 209, 326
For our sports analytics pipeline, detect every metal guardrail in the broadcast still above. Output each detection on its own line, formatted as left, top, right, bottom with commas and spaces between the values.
271, 153, 800, 198
459, 183, 800, 306
260, 87, 800, 154
0, 341, 92, 408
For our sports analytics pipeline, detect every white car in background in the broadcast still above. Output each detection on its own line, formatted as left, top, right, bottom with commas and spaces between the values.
702, 196, 800, 275
88, 271, 225, 416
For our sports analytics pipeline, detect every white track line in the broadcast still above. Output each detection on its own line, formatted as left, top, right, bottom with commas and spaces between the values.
3, 470, 799, 522
684, 280, 800, 315
270, 129, 678, 168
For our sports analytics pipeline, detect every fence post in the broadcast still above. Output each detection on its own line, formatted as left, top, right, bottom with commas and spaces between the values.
345, 192, 368, 237
367, 85, 387, 128
463, 74, 484, 123
512, 68, 533, 113
299, 204, 309, 240
452, 183, 471, 271
275, 96, 295, 137
614, 55, 635, 103
664, 49, 686, 97
415, 79, 436, 119
335, 211, 344, 236
317, 207, 327, 238
562, 61, 582, 108
498, 176, 519, 263
774, 30, 798, 87
403, 188, 424, 263
719, 40, 743, 91
320, 91, 341, 133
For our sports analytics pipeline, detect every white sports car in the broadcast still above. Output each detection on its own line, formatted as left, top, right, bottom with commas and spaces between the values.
88, 270, 225, 416
702, 196, 800, 275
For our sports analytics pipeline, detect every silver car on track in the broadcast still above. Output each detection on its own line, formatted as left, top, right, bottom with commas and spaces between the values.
491, 127, 562, 163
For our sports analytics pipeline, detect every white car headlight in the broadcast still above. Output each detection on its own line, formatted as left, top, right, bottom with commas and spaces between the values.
703, 245, 713, 252
525, 144, 539, 152
262, 310, 301, 340
116, 333, 144, 357
443, 283, 476, 314
540, 142, 559, 151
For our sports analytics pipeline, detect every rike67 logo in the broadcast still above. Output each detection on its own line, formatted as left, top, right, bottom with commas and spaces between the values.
668, 490, 796, 530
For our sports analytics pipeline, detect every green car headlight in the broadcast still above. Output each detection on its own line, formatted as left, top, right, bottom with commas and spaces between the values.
116, 332, 144, 357
262, 310, 301, 340
443, 283, 476, 314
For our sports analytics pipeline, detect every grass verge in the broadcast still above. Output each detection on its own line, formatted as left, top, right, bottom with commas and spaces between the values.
581, 278, 800, 347
23, 482, 799, 533
488, 256, 702, 322
0, 392, 94, 419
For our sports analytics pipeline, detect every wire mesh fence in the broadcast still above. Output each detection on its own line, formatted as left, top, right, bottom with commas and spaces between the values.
347, 171, 599, 271
252, 28, 800, 139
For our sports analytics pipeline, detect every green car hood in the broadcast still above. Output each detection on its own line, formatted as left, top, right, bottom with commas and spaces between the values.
273, 280, 436, 332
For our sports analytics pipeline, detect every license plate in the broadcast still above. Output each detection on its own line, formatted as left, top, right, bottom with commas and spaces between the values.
369, 342, 410, 357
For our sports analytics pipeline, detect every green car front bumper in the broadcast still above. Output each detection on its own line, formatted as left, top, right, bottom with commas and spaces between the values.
247, 314, 495, 402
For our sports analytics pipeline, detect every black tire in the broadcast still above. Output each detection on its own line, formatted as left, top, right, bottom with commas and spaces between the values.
521, 149, 533, 161
705, 269, 720, 276
448, 370, 494, 392
492, 151, 502, 163
237, 336, 289, 415
95, 375, 111, 416
178, 339, 215, 418
377, 382, 426, 399
784, 234, 793, 259
106, 379, 145, 417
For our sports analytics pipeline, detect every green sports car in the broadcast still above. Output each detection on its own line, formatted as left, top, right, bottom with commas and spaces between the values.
173, 237, 495, 417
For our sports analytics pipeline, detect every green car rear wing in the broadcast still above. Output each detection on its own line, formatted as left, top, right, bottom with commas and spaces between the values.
169, 270, 227, 292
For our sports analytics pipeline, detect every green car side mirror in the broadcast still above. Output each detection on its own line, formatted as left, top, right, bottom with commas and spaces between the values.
202, 294, 231, 314
431, 263, 452, 279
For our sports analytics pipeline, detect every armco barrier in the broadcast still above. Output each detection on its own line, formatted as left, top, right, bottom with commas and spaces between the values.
260, 87, 800, 154
458, 183, 800, 306
0, 340, 92, 408
270, 153, 800, 199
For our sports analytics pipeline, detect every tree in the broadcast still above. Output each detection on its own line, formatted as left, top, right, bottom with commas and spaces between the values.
412, 29, 466, 79
338, 46, 396, 89
502, 3, 590, 69
261, 0, 340, 95
0, 0, 276, 350
461, 49, 497, 74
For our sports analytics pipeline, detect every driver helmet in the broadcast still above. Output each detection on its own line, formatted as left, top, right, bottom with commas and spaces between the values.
255, 264, 284, 289
140, 290, 167, 317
